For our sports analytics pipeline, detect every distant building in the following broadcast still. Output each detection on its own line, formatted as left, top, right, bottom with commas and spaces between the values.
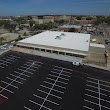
70, 16, 97, 25
59, 24, 82, 32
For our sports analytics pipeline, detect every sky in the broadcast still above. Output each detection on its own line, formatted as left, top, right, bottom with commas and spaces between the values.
0, 0, 110, 16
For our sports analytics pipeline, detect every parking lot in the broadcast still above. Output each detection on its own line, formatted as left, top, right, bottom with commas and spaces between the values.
0, 51, 110, 110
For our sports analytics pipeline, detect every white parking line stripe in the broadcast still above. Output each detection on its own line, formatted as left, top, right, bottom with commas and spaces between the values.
85, 94, 98, 100
87, 80, 98, 85
85, 89, 107, 96
27, 62, 41, 67
24, 64, 31, 67
0, 62, 35, 94
37, 89, 62, 99
28, 68, 36, 72
29, 100, 52, 110
21, 66, 28, 69
10, 74, 26, 81
39, 68, 63, 110
31, 66, 39, 69
53, 68, 61, 72
100, 87, 110, 92
46, 77, 55, 81
43, 81, 53, 85
59, 76, 69, 81
6, 56, 17, 60
0, 86, 14, 94
87, 77, 97, 81
57, 80, 68, 85
17, 69, 33, 74
14, 71, 30, 77
87, 84, 110, 93
84, 99, 99, 106
40, 85, 64, 94
53, 65, 73, 71
88, 77, 110, 85
6, 77, 23, 84
100, 83, 110, 88
0, 94, 8, 99
55, 84, 66, 89
101, 98, 110, 103
33, 94, 59, 105
46, 99, 59, 105
21, 66, 36, 71
100, 79, 110, 85
102, 105, 110, 109
49, 93, 62, 99
86, 84, 98, 89
98, 80, 101, 110
24, 106, 31, 110
48, 74, 58, 78
28, 60, 43, 64
83, 106, 94, 110
33, 94, 44, 100
9, 55, 20, 59
61, 73, 71, 78
0, 63, 8, 66
62, 71, 72, 75
0, 66, 4, 68
51, 71, 59, 75
40, 85, 51, 90
1, 80, 19, 89
52, 88, 64, 94
3, 58, 15, 62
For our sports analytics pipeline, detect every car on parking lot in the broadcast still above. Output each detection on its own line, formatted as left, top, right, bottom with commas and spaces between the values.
72, 61, 81, 66
105, 39, 110, 45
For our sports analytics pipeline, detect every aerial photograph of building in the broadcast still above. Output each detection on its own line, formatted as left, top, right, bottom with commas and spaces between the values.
0, 0, 110, 110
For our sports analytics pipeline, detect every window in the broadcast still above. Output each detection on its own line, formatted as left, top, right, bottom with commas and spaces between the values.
35, 48, 39, 51
59, 52, 65, 55
46, 50, 51, 53
41, 49, 45, 52
66, 53, 73, 56
53, 51, 58, 54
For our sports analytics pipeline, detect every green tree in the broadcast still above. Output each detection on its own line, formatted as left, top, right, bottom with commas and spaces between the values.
29, 20, 34, 28
23, 32, 27, 36
0, 37, 6, 44
76, 16, 82, 20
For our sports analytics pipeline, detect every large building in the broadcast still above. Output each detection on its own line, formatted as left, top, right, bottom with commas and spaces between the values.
14, 31, 90, 62
59, 25, 82, 32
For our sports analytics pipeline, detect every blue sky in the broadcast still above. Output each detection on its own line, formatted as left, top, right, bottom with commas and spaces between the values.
0, 0, 110, 16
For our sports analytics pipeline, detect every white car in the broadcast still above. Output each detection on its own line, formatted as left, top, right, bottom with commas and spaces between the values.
72, 61, 81, 66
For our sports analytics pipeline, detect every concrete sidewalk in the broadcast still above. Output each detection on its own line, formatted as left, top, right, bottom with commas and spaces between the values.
84, 63, 110, 71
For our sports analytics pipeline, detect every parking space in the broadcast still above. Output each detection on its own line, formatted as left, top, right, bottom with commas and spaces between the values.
0, 54, 20, 69
23, 66, 72, 110
0, 59, 43, 103
83, 76, 110, 110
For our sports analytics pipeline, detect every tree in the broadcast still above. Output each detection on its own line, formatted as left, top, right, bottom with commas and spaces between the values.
29, 20, 34, 28
86, 17, 92, 20
76, 16, 82, 20
23, 32, 27, 36
16, 35, 22, 41
0, 37, 6, 44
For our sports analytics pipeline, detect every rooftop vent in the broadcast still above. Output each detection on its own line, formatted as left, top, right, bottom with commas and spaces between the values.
55, 36, 61, 40
60, 33, 65, 36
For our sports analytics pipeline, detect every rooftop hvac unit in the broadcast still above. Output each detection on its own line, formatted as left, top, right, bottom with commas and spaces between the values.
55, 36, 61, 40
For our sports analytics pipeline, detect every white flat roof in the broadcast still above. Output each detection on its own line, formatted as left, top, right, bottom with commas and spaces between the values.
19, 31, 90, 52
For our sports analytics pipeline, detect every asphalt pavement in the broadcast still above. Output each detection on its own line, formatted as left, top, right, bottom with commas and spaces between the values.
0, 51, 110, 110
